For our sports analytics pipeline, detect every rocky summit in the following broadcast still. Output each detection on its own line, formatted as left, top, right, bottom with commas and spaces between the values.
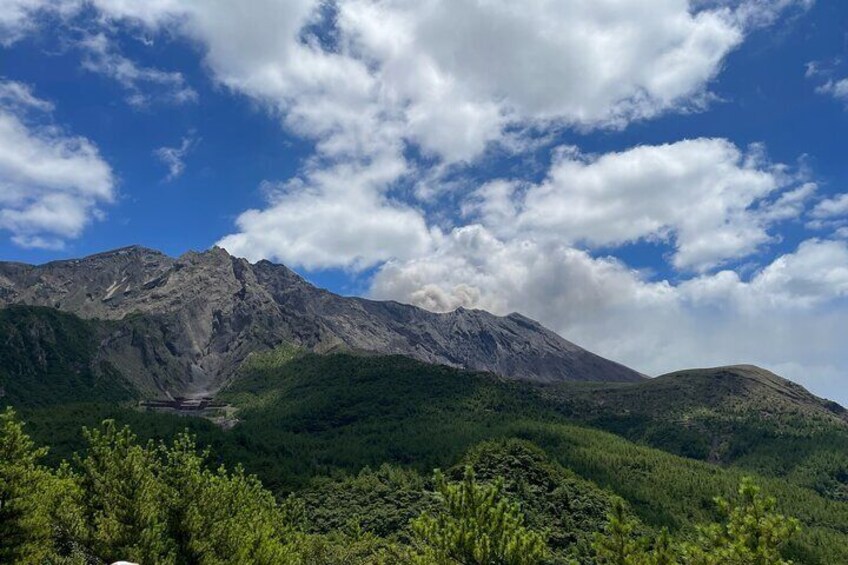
0, 246, 643, 397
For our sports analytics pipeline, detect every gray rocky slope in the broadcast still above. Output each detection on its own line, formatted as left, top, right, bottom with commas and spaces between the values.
0, 246, 643, 397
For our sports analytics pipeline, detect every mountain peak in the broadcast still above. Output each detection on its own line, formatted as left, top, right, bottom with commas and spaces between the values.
81, 244, 164, 259
660, 364, 799, 390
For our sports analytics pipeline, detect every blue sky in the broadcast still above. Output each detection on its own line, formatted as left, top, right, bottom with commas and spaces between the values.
2, 1, 848, 401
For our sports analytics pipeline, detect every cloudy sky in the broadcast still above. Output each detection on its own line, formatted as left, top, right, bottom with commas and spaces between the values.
1, 0, 847, 402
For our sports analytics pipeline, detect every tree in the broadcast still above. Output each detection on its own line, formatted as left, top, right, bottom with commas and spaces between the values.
592, 499, 643, 565
591, 499, 677, 565
0, 407, 55, 563
75, 420, 176, 564
593, 478, 802, 565
0, 407, 85, 564
159, 432, 301, 564
411, 466, 548, 564
682, 478, 801, 565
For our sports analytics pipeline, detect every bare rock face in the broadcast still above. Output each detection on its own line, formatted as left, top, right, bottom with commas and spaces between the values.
0, 246, 643, 396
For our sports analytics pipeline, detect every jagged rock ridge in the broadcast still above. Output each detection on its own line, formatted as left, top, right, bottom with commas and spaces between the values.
0, 246, 644, 397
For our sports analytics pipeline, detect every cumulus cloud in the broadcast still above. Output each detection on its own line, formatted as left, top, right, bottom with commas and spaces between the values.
14, 0, 797, 162
6, 1, 813, 261
338, 0, 742, 149
153, 134, 197, 181
372, 231, 848, 402
217, 155, 436, 270
806, 192, 848, 233
69, 0, 801, 271
0, 80, 114, 249
4, 1, 817, 151
469, 139, 810, 272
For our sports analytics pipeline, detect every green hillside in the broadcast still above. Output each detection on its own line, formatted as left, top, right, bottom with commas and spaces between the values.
0, 306, 138, 407
541, 366, 848, 501
212, 349, 848, 563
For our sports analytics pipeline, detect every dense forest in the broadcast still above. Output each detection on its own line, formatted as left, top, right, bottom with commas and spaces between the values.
3, 311, 848, 563
0, 408, 802, 564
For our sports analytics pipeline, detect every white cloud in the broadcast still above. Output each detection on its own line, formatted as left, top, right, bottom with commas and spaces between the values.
23, 0, 796, 164
805, 58, 848, 105
0, 0, 65, 45
332, 0, 756, 161
748, 238, 848, 305
811, 193, 848, 219
469, 139, 809, 272
721, 0, 814, 27
0, 79, 114, 248
79, 33, 197, 107
372, 231, 848, 403
0, 79, 54, 111
816, 78, 848, 103
217, 155, 436, 270
153, 134, 197, 181
4, 1, 811, 268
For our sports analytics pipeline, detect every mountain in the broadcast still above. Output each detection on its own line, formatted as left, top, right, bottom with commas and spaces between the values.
0, 245, 643, 397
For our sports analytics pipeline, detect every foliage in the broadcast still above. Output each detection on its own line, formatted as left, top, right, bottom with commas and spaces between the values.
296, 463, 433, 538
0, 410, 300, 564
591, 477, 801, 565
456, 439, 614, 561
0, 407, 817, 565
75, 421, 175, 563
680, 478, 801, 565
0, 306, 137, 407
411, 467, 548, 564
592, 500, 647, 565
0, 407, 82, 564
541, 367, 848, 493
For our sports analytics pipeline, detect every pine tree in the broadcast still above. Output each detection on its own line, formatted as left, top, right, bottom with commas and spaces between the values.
159, 432, 300, 564
0, 407, 55, 563
75, 420, 176, 564
0, 407, 85, 564
411, 466, 548, 564
681, 478, 801, 565
592, 499, 655, 565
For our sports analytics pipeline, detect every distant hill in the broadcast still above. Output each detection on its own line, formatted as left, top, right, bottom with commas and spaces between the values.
0, 246, 643, 397
541, 365, 848, 501
553, 364, 845, 426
